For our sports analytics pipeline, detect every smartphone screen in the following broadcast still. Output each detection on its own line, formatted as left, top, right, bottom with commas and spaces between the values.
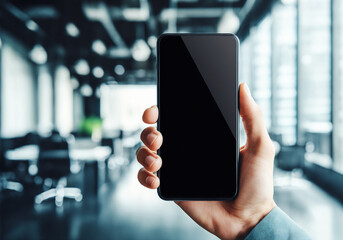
157, 34, 239, 200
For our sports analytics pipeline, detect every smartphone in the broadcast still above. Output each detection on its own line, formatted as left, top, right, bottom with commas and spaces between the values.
157, 33, 239, 200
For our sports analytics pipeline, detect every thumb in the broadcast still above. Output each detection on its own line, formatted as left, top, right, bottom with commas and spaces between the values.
239, 83, 270, 146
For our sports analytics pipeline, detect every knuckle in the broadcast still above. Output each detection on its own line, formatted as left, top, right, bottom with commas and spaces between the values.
140, 130, 145, 141
138, 167, 145, 175
136, 147, 144, 160
140, 128, 149, 140
137, 169, 143, 181
136, 146, 143, 156
148, 158, 161, 171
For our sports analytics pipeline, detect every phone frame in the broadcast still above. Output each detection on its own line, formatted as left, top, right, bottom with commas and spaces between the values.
156, 33, 240, 201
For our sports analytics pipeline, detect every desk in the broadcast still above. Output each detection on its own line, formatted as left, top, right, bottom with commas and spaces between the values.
69, 146, 111, 162
69, 146, 112, 194
6, 145, 111, 163
5, 145, 39, 175
5, 145, 39, 162
5, 145, 112, 195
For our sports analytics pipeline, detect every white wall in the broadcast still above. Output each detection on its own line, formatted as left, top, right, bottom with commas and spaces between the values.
101, 84, 157, 132
1, 36, 36, 137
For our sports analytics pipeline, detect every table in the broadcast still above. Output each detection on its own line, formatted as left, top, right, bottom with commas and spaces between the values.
69, 146, 112, 194
69, 146, 111, 162
5, 145, 39, 162
5, 145, 112, 195
6, 145, 111, 163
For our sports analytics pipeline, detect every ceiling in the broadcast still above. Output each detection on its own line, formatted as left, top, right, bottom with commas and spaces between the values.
0, 0, 249, 85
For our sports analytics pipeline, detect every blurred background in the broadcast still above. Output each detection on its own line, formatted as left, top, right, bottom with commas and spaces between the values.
0, 0, 342, 239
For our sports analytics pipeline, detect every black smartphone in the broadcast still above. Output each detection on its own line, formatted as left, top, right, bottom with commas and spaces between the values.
157, 33, 239, 200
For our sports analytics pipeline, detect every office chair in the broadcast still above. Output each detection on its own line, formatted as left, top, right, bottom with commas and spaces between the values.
101, 138, 114, 155
274, 144, 306, 189
0, 138, 24, 193
35, 135, 82, 207
276, 145, 305, 171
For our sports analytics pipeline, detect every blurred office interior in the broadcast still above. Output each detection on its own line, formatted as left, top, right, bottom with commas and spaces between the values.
0, 0, 343, 239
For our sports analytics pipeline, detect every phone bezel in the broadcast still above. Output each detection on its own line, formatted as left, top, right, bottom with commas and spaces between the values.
156, 33, 240, 201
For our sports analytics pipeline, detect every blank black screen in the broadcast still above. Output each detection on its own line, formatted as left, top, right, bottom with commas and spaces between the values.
157, 34, 238, 200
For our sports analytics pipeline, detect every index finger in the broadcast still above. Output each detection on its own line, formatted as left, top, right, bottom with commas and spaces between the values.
142, 105, 159, 124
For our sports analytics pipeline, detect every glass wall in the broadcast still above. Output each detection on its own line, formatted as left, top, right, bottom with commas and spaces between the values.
298, 0, 332, 167
271, 2, 297, 146
37, 65, 53, 135
55, 65, 74, 136
250, 16, 272, 130
333, 0, 343, 173
240, 0, 343, 172
101, 84, 157, 133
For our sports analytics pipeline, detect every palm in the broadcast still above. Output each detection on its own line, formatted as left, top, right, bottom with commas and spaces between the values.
136, 83, 276, 240
175, 146, 275, 240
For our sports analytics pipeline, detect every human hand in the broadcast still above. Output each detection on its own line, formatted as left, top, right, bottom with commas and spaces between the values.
136, 83, 276, 240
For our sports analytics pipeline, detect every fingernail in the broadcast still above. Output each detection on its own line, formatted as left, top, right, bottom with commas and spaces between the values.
244, 83, 251, 96
145, 155, 156, 167
147, 132, 158, 145
146, 176, 155, 186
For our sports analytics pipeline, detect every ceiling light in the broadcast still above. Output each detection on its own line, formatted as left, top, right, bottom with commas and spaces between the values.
29, 44, 47, 64
71, 77, 80, 89
92, 66, 104, 78
74, 59, 90, 75
92, 39, 107, 55
108, 47, 131, 58
26, 20, 39, 31
217, 10, 240, 33
131, 39, 151, 62
147, 36, 157, 48
80, 84, 93, 97
114, 64, 125, 75
123, 8, 149, 21
65, 22, 80, 37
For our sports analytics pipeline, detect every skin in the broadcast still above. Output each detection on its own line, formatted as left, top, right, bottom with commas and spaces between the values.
136, 82, 276, 240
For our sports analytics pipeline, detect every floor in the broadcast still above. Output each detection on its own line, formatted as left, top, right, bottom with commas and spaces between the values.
274, 169, 343, 240
1, 162, 343, 240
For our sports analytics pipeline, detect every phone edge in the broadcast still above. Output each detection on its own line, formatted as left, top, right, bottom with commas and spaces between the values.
156, 33, 240, 201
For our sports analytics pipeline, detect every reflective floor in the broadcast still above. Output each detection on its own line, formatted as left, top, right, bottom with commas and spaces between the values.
274, 169, 343, 240
1, 163, 343, 240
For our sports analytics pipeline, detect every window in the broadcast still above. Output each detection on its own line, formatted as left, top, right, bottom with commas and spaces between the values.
1, 34, 36, 137
250, 16, 272, 130
37, 65, 53, 134
101, 84, 157, 132
298, 0, 332, 167
271, 2, 297, 145
333, 0, 343, 173
55, 65, 73, 135
238, 17, 271, 145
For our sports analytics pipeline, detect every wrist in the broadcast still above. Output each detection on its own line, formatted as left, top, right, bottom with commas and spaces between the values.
235, 200, 277, 240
